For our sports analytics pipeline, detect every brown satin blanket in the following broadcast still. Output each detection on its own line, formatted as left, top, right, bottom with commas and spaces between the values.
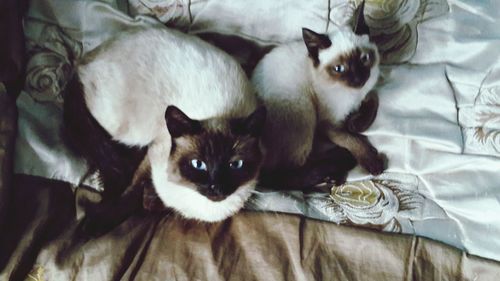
0, 173, 499, 280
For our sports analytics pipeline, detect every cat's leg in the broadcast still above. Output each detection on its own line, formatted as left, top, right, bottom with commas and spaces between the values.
258, 95, 359, 189
344, 90, 379, 133
261, 96, 316, 169
78, 129, 172, 237
62, 74, 146, 200
321, 122, 385, 175
77, 156, 151, 237
258, 145, 356, 189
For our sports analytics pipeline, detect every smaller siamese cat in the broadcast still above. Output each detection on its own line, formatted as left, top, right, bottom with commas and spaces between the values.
63, 27, 266, 232
252, 1, 384, 182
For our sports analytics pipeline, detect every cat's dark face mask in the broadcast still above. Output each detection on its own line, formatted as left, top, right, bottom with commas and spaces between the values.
325, 48, 377, 89
301, 0, 377, 89
165, 106, 266, 201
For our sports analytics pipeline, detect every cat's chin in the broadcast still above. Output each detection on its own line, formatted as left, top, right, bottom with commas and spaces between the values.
154, 179, 256, 222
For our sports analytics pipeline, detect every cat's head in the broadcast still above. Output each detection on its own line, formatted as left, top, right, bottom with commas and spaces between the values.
302, 1, 379, 90
161, 105, 266, 222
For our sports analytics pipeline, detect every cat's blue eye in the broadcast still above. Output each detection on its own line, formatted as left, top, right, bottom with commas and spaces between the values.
191, 159, 207, 171
360, 52, 370, 64
229, 160, 244, 169
334, 65, 345, 73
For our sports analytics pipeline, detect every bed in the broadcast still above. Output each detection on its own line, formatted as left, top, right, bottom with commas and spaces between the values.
1, 0, 500, 280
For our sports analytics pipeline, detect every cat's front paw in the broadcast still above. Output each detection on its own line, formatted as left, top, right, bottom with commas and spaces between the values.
307, 146, 357, 186
327, 171, 349, 186
359, 150, 386, 175
76, 201, 117, 238
345, 90, 379, 133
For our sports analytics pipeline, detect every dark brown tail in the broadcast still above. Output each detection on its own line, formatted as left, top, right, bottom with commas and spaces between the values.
61, 73, 146, 200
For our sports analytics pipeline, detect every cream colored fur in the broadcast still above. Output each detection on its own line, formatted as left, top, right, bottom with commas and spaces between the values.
77, 27, 258, 222
252, 26, 380, 169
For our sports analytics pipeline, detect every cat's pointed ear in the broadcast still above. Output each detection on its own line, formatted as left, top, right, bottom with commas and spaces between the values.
165, 106, 202, 138
353, 0, 370, 36
302, 28, 331, 66
233, 106, 267, 137
302, 28, 331, 50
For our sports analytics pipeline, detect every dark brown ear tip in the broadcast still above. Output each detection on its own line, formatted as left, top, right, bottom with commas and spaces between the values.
302, 28, 317, 39
165, 105, 201, 137
165, 105, 178, 116
165, 105, 189, 127
301, 28, 332, 53
355, 0, 366, 16
165, 105, 186, 120
353, 0, 370, 36
358, 0, 367, 20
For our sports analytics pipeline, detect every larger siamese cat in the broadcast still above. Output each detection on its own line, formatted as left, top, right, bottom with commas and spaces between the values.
63, 27, 268, 227
253, 1, 385, 184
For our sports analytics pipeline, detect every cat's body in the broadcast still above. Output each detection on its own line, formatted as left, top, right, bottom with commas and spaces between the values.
79, 27, 257, 147
64, 27, 265, 225
252, 1, 384, 177
252, 42, 317, 169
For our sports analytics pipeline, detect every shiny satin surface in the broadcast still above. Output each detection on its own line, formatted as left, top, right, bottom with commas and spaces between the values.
13, 0, 500, 261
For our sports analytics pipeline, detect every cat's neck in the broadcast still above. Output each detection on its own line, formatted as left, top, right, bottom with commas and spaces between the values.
313, 83, 366, 124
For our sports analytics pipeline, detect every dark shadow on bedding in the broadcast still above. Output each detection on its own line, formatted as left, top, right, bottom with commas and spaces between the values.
197, 32, 275, 77
0, 175, 74, 280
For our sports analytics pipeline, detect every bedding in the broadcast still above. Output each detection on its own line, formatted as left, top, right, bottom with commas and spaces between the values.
1, 175, 499, 280
2, 0, 500, 280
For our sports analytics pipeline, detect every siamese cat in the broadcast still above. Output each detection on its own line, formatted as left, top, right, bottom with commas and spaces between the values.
252, 1, 384, 182
63, 27, 267, 227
